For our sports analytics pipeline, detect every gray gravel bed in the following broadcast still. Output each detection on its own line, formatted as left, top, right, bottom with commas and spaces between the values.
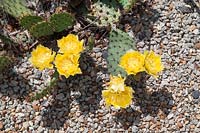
0, 0, 200, 132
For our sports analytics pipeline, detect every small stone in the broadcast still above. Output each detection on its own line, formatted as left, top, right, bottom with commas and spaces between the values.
196, 115, 200, 120
33, 80, 41, 85
35, 116, 42, 122
57, 82, 66, 88
132, 126, 138, 132
193, 29, 199, 35
177, 122, 183, 128
168, 100, 174, 105
0, 121, 3, 130
23, 122, 29, 129
194, 43, 200, 49
32, 105, 40, 111
14, 124, 19, 130
94, 123, 98, 129
56, 93, 65, 100
34, 71, 42, 79
190, 124, 195, 129
177, 5, 193, 13
189, 25, 197, 32
192, 90, 200, 99
38, 126, 44, 132
145, 115, 152, 121
167, 113, 174, 119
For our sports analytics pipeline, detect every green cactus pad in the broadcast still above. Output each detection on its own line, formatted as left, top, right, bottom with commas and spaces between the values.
117, 0, 136, 11
0, 0, 33, 19
50, 12, 75, 32
0, 56, 12, 72
30, 21, 54, 38
107, 29, 136, 77
20, 15, 43, 29
87, 0, 120, 26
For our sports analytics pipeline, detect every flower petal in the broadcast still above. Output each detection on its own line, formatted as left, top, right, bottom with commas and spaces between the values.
29, 44, 55, 70
144, 51, 164, 78
119, 51, 145, 75
102, 75, 133, 109
54, 53, 82, 78
57, 34, 84, 54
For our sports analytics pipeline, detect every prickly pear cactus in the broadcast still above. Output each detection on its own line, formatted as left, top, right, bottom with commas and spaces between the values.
20, 15, 43, 29
107, 29, 136, 77
0, 0, 33, 19
0, 34, 17, 50
87, 0, 120, 26
50, 13, 75, 32
0, 56, 12, 72
30, 21, 54, 38
117, 0, 136, 11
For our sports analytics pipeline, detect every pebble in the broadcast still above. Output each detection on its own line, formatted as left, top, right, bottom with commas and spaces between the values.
194, 42, 200, 49
56, 93, 65, 100
0, 121, 3, 130
167, 113, 174, 119
192, 90, 200, 99
132, 126, 138, 132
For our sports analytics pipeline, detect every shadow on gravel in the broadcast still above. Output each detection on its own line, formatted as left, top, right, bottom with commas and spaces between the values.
71, 52, 104, 114
120, 1, 160, 41
114, 73, 173, 130
41, 52, 104, 129
0, 59, 32, 100
41, 84, 71, 130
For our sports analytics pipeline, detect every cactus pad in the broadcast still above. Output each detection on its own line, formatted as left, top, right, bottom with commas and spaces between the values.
0, 56, 12, 72
0, 0, 33, 18
118, 0, 136, 11
50, 12, 75, 32
87, 0, 120, 26
20, 15, 43, 29
30, 21, 54, 38
107, 29, 136, 77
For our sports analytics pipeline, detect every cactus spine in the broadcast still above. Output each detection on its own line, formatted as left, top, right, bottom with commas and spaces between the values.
0, 56, 12, 72
117, 0, 137, 11
87, 0, 120, 26
0, 0, 33, 18
50, 12, 75, 32
107, 28, 136, 77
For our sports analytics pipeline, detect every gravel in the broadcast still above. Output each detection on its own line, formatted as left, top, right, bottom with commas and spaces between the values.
1, 0, 200, 132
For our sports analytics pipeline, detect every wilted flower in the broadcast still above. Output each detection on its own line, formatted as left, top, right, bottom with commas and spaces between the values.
54, 53, 82, 78
119, 50, 145, 75
144, 51, 163, 78
29, 44, 55, 70
57, 34, 84, 54
102, 75, 133, 109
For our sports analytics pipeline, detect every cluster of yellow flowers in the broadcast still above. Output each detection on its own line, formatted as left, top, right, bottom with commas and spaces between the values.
102, 75, 133, 109
120, 50, 164, 78
30, 34, 163, 110
29, 34, 84, 78
102, 50, 163, 109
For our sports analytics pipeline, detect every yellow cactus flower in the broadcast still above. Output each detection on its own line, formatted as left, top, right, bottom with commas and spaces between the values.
109, 75, 125, 92
102, 75, 133, 109
54, 53, 82, 78
57, 34, 84, 54
119, 50, 145, 75
144, 51, 164, 78
29, 44, 55, 70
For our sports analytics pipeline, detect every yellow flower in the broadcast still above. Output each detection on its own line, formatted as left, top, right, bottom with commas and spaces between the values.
54, 53, 82, 78
144, 51, 164, 78
109, 75, 125, 92
102, 75, 133, 109
57, 34, 84, 54
119, 50, 145, 75
29, 44, 55, 70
